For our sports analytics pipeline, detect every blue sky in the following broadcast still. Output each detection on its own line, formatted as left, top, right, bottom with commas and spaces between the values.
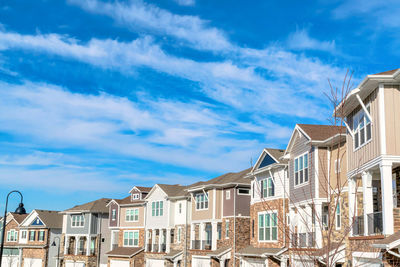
0, 0, 398, 214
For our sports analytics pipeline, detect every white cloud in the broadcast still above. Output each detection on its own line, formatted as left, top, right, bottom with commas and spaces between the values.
68, 0, 230, 51
174, 0, 195, 6
286, 28, 336, 53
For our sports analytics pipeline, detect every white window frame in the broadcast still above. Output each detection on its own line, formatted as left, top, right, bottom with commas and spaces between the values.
111, 209, 116, 221
225, 219, 230, 239
178, 203, 182, 214
123, 230, 139, 247
7, 229, 18, 242
294, 152, 309, 186
258, 211, 278, 242
237, 188, 250, 195
261, 176, 275, 198
131, 194, 140, 200
177, 227, 182, 243
38, 230, 45, 241
19, 230, 27, 242
29, 230, 35, 241
334, 159, 341, 174
336, 199, 341, 230
151, 201, 164, 217
71, 215, 85, 228
195, 193, 209, 210
226, 190, 231, 200
353, 103, 372, 151
126, 208, 139, 222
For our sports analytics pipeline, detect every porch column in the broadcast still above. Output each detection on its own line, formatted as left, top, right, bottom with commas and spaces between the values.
211, 222, 218, 250
380, 162, 394, 235
74, 236, 79, 255
280, 257, 287, 267
152, 229, 156, 252
145, 230, 150, 252
64, 236, 69, 255
166, 228, 171, 253
173, 261, 178, 267
348, 177, 356, 236
86, 236, 91, 256
158, 229, 163, 252
314, 203, 322, 248
190, 223, 195, 249
220, 259, 225, 267
199, 222, 205, 250
362, 171, 373, 236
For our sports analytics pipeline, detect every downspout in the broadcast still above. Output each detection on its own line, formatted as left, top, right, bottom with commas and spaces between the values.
283, 166, 287, 246
97, 213, 102, 267
184, 196, 189, 267
233, 184, 238, 267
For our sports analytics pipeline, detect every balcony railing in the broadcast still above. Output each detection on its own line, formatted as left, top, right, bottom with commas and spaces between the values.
352, 215, 364, 236
76, 249, 86, 256
152, 244, 158, 252
368, 211, 383, 235
291, 233, 298, 247
192, 240, 201, 250
160, 244, 166, 253
299, 233, 307, 247
307, 232, 315, 247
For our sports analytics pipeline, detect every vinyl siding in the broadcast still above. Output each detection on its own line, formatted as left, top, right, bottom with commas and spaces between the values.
191, 189, 213, 221
119, 206, 145, 227
347, 88, 381, 172
384, 85, 400, 155
318, 147, 328, 198
109, 202, 119, 228
329, 142, 347, 191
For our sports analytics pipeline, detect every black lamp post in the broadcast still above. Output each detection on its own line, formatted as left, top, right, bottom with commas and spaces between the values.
0, 190, 26, 267
52, 236, 61, 267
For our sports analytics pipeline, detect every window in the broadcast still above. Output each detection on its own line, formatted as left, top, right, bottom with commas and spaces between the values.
177, 227, 181, 243
38, 230, 45, 241
123, 231, 139, 247
226, 190, 231, 200
111, 209, 116, 221
126, 209, 139, 222
261, 177, 275, 198
286, 214, 290, 226
21, 230, 27, 240
238, 188, 250, 195
334, 159, 341, 174
225, 220, 229, 239
152, 201, 163, 217
217, 223, 222, 240
195, 193, 208, 210
7, 230, 18, 242
252, 220, 255, 238
336, 201, 341, 229
258, 212, 278, 241
353, 104, 372, 150
294, 153, 309, 186
29, 231, 35, 241
132, 194, 139, 200
71, 215, 84, 227
179, 203, 182, 214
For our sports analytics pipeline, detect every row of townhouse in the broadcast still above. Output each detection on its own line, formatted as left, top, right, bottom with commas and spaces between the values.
2, 68, 400, 267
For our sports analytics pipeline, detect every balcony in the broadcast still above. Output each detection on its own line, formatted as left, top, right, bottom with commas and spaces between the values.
367, 211, 383, 235
152, 244, 158, 252
76, 249, 86, 256
160, 244, 166, 253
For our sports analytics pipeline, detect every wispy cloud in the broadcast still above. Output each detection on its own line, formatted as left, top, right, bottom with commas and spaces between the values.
174, 0, 195, 6
286, 28, 336, 53
67, 0, 229, 51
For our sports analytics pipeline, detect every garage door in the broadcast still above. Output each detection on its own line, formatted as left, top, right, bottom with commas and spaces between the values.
354, 258, 382, 267
110, 260, 130, 267
241, 259, 264, 267
23, 258, 42, 267
191, 257, 210, 267
65, 261, 86, 267
2, 256, 19, 267
146, 259, 164, 267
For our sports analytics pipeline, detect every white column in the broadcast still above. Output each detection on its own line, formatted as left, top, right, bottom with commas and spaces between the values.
74, 236, 79, 255
220, 260, 225, 267
173, 261, 178, 267
86, 236, 91, 256
348, 177, 356, 236
190, 224, 195, 249
166, 228, 171, 253
280, 257, 286, 267
211, 222, 218, 250
144, 230, 149, 252
64, 236, 69, 255
158, 229, 163, 252
314, 203, 322, 248
362, 171, 373, 236
199, 223, 205, 250
152, 229, 156, 252
380, 162, 394, 235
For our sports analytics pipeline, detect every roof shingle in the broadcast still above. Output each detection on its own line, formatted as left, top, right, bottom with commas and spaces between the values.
297, 124, 346, 141
63, 198, 111, 213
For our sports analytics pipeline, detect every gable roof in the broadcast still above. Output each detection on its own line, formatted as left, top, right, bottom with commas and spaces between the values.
297, 124, 346, 141
62, 198, 111, 213
115, 196, 145, 206
187, 168, 251, 191
157, 184, 188, 197
373, 69, 399, 76
129, 186, 152, 194
21, 210, 63, 228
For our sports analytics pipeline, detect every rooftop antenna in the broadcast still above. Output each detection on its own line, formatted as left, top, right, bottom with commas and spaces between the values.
250, 157, 253, 168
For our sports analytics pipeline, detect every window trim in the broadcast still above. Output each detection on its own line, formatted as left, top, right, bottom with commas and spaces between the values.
334, 159, 341, 174
352, 103, 372, 151
20, 230, 27, 241
258, 210, 278, 242
177, 227, 182, 243
111, 209, 117, 221
7, 229, 18, 242
123, 230, 139, 247
261, 176, 275, 198
125, 208, 139, 222
225, 219, 230, 239
29, 230, 35, 241
237, 188, 250, 195
151, 201, 164, 217
336, 199, 341, 230
195, 193, 209, 211
294, 152, 309, 187
226, 190, 231, 200
71, 214, 85, 228
38, 230, 45, 242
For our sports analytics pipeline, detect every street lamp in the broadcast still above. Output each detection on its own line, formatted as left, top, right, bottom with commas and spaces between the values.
52, 236, 61, 267
0, 190, 26, 267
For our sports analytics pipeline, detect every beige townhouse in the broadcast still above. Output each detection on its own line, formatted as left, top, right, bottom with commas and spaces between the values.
107, 186, 151, 267
186, 168, 251, 267
336, 68, 400, 266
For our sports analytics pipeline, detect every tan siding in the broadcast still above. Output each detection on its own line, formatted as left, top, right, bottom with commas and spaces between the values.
215, 189, 222, 219
347, 88, 381, 172
191, 189, 213, 221
385, 85, 400, 155
329, 143, 347, 190
119, 206, 144, 227
318, 147, 328, 198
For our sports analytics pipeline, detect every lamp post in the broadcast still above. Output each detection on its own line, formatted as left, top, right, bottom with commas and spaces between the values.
0, 190, 26, 267
52, 236, 61, 267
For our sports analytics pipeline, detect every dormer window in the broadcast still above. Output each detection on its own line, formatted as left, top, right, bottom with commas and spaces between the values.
294, 153, 309, 186
353, 104, 371, 150
131, 194, 140, 201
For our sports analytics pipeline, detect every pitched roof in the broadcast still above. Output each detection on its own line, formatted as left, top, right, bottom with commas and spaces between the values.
106, 246, 143, 257
11, 213, 29, 224
164, 250, 182, 259
63, 198, 111, 213
135, 186, 152, 192
265, 148, 286, 164
157, 184, 188, 197
115, 196, 145, 206
189, 168, 251, 189
34, 210, 63, 228
373, 231, 400, 248
207, 246, 231, 257
297, 124, 346, 141
237, 245, 286, 256
373, 69, 399, 75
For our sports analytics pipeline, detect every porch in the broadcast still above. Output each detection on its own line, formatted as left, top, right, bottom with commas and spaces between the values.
64, 235, 97, 256
190, 222, 219, 251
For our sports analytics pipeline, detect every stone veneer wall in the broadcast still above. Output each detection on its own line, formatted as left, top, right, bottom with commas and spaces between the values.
22, 248, 47, 267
